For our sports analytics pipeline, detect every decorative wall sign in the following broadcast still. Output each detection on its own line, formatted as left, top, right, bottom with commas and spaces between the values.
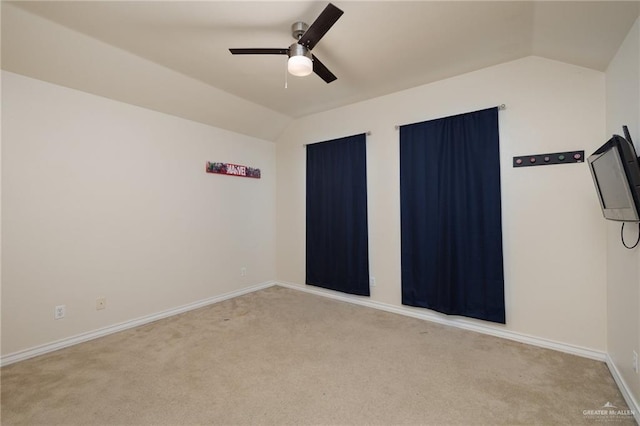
206, 162, 261, 178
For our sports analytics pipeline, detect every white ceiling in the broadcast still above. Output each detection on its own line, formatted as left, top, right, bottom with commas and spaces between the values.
2, 1, 639, 140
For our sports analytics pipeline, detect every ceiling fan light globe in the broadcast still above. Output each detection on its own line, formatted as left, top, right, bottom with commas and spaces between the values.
288, 55, 313, 77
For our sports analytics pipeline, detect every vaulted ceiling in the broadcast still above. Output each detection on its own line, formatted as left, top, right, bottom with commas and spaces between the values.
2, 1, 639, 141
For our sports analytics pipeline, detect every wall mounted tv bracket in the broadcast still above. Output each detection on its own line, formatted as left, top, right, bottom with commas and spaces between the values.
513, 150, 584, 168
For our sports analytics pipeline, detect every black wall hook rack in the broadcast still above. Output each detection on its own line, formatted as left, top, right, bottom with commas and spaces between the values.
513, 150, 585, 168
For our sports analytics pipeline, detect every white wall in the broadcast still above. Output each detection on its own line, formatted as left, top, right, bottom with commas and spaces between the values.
605, 17, 640, 410
276, 56, 608, 352
1, 71, 276, 356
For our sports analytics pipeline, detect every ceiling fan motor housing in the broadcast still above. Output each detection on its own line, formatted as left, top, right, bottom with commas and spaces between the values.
288, 42, 312, 60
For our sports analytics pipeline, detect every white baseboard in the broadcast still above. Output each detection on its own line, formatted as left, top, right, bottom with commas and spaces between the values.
5, 279, 634, 417
0, 279, 608, 365
0, 281, 276, 367
274, 281, 640, 417
4, 280, 635, 420
606, 354, 640, 424
274, 280, 607, 362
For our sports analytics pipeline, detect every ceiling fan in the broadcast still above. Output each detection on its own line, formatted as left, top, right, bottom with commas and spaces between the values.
229, 3, 343, 83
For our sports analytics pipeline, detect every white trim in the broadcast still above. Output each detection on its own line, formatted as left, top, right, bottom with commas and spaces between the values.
0, 281, 275, 367
3, 279, 634, 418
275, 281, 607, 362
606, 354, 640, 424
1, 279, 607, 366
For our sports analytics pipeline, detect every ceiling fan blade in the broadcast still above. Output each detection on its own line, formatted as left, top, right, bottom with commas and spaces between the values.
229, 48, 288, 55
298, 3, 344, 50
312, 54, 337, 83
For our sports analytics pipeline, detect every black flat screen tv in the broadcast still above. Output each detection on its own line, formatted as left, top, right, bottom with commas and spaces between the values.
588, 126, 640, 222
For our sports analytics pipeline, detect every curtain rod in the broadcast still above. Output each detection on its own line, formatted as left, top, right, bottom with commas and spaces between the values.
394, 104, 506, 130
303, 131, 372, 147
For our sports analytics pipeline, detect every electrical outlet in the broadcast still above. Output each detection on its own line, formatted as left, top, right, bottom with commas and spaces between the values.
54, 305, 66, 320
633, 351, 638, 374
370, 277, 376, 287
96, 297, 106, 311
240, 267, 247, 277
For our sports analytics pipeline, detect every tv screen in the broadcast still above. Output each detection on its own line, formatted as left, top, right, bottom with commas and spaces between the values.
588, 129, 640, 222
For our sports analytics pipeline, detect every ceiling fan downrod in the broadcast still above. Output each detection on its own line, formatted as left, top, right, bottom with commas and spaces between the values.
289, 22, 311, 63
291, 22, 308, 40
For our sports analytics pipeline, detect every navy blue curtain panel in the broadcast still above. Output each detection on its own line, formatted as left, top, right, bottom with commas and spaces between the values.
306, 134, 370, 296
400, 107, 505, 323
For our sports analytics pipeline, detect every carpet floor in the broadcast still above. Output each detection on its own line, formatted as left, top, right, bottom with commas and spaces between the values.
1, 285, 635, 425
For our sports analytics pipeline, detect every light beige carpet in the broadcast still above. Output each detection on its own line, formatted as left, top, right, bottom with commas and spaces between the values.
1, 285, 635, 425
